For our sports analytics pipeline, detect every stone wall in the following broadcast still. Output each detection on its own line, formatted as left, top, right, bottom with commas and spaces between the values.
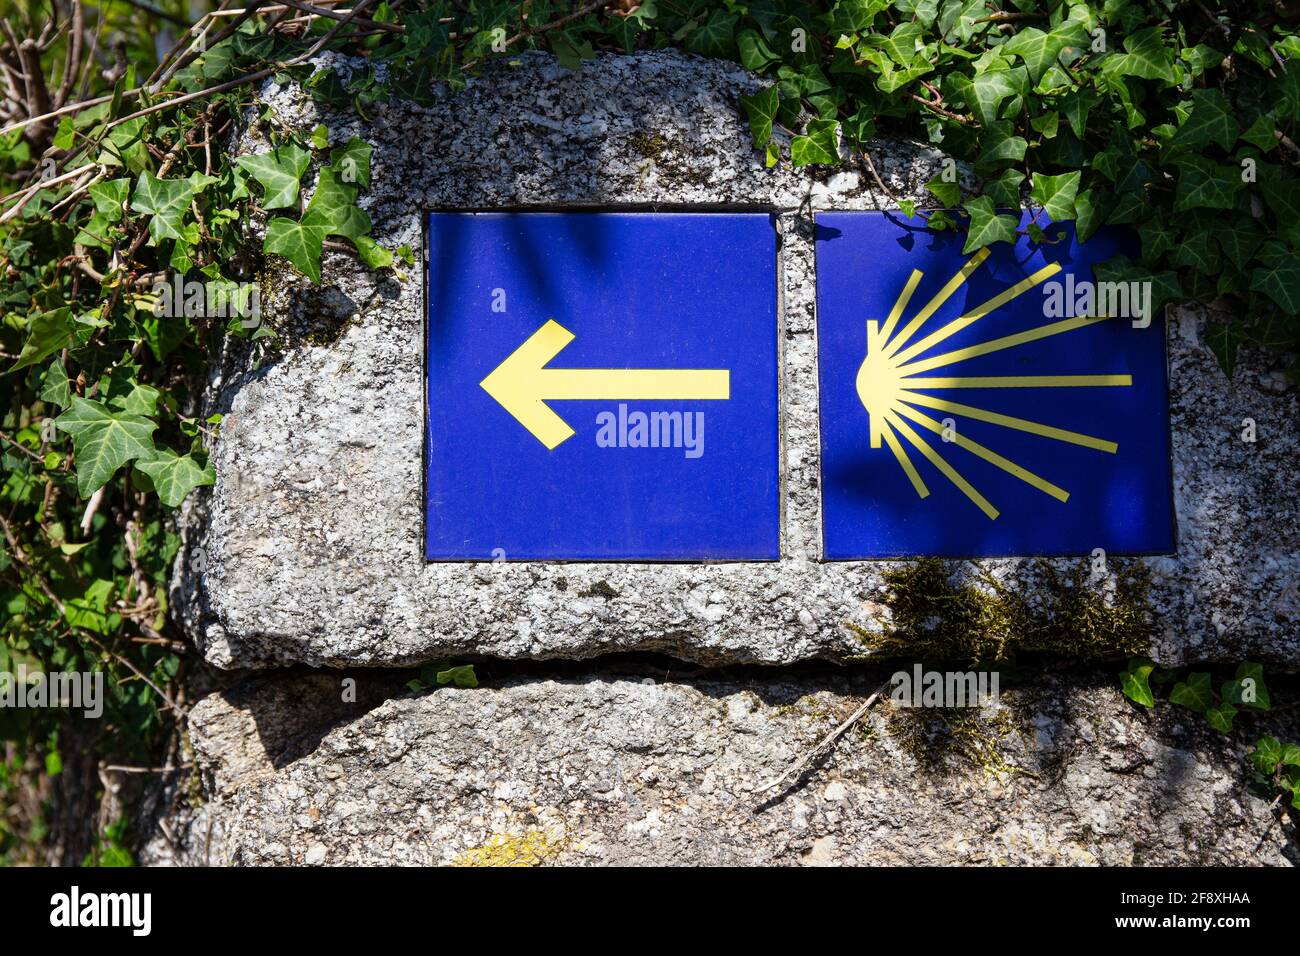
148, 666, 1296, 866
174, 51, 1299, 671
158, 51, 1299, 867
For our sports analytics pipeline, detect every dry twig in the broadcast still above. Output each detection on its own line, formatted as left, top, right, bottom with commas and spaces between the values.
754, 679, 892, 796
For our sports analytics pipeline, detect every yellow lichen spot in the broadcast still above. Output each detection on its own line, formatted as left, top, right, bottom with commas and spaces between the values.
452, 830, 567, 867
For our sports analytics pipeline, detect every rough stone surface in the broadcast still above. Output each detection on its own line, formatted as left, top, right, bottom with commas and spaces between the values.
154, 669, 1297, 866
174, 50, 1300, 671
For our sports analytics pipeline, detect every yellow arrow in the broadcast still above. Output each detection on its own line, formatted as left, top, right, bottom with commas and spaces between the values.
480, 319, 731, 449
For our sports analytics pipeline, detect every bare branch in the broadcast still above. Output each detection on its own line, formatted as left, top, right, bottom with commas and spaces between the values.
274, 0, 402, 33
17, 36, 54, 148
55, 0, 83, 106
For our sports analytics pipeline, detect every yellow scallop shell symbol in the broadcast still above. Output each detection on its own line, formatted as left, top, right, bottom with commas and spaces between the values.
855, 248, 1133, 520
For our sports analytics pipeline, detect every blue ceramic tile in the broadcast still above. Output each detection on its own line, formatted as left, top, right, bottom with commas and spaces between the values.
815, 211, 1175, 559
425, 211, 781, 561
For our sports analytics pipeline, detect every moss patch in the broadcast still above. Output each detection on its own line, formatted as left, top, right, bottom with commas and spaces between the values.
628, 131, 672, 160
626, 130, 716, 187
578, 580, 619, 599
885, 702, 1034, 780
850, 558, 1153, 664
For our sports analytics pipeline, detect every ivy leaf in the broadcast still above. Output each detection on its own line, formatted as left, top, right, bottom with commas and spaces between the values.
264, 213, 328, 283
966, 69, 1022, 126
1279, 59, 1300, 122
1259, 175, 1300, 222
872, 56, 933, 94
686, 10, 737, 58
549, 30, 594, 70
308, 167, 370, 239
873, 21, 923, 65
1060, 88, 1098, 139
1002, 27, 1068, 83
1073, 188, 1106, 241
740, 85, 780, 149
74, 212, 116, 251
141, 312, 189, 363
737, 30, 780, 71
1115, 157, 1156, 196
236, 143, 310, 210
1242, 114, 1278, 153
53, 397, 157, 498
87, 178, 131, 224
1222, 661, 1272, 710
1249, 243, 1300, 315
828, 0, 890, 31
53, 116, 75, 151
1169, 671, 1213, 713
1178, 228, 1227, 277
1205, 320, 1246, 378
135, 448, 215, 507
198, 38, 238, 81
1107, 191, 1149, 224
1029, 110, 1058, 138
100, 117, 149, 173
187, 170, 218, 195
841, 107, 876, 149
961, 196, 1018, 253
107, 381, 160, 417
938, 0, 985, 43
10, 308, 73, 372
64, 578, 114, 634
790, 119, 839, 165
1180, 43, 1224, 77
925, 173, 961, 207
1173, 232, 1221, 272
353, 235, 393, 269
1214, 263, 1244, 297
1119, 659, 1156, 707
1251, 736, 1283, 775
977, 122, 1027, 167
608, 16, 641, 51
331, 136, 372, 189
1204, 701, 1237, 732
1173, 157, 1241, 212
1103, 27, 1177, 85
1029, 171, 1080, 221
130, 171, 196, 243
1170, 89, 1238, 152
435, 664, 478, 688
39, 359, 71, 408
169, 220, 201, 272
983, 168, 1025, 208
1214, 218, 1265, 269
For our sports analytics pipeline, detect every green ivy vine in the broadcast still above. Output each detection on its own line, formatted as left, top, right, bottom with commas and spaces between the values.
1120, 659, 1300, 815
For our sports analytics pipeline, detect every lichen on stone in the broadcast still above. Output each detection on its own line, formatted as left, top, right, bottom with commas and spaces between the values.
452, 829, 567, 867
